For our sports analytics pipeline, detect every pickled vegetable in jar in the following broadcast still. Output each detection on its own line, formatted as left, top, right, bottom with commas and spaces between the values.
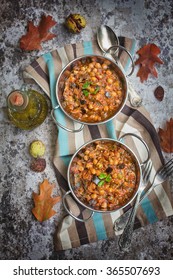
7, 89, 48, 130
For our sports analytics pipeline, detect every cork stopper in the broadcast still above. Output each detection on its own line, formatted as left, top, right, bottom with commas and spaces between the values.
7, 90, 28, 112
9, 91, 24, 106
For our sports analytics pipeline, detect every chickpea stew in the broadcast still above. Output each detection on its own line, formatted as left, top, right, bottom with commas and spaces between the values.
69, 140, 139, 212
60, 56, 126, 123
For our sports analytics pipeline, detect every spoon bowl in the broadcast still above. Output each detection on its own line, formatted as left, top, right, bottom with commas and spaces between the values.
97, 25, 119, 54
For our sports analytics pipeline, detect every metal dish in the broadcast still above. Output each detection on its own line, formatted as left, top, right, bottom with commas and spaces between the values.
62, 133, 150, 222
51, 55, 130, 133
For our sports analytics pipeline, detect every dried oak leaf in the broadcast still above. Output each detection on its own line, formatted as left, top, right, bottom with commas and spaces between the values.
158, 118, 173, 153
135, 44, 164, 82
32, 179, 61, 222
20, 14, 57, 51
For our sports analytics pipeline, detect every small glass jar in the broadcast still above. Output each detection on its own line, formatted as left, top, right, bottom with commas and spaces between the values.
7, 88, 48, 130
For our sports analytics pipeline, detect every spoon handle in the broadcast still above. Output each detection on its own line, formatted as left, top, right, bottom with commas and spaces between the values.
105, 47, 142, 107
128, 82, 142, 107
116, 59, 142, 107
118, 189, 142, 250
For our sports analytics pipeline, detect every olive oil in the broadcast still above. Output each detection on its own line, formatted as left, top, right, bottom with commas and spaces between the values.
7, 89, 48, 130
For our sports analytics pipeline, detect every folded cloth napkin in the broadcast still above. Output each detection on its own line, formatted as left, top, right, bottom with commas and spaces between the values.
24, 37, 173, 251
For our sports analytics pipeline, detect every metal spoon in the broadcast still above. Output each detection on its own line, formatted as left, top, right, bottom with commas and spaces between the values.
97, 25, 120, 56
97, 25, 142, 107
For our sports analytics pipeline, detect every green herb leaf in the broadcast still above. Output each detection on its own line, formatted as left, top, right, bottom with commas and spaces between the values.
99, 173, 107, 180
105, 174, 112, 182
93, 85, 100, 94
82, 90, 89, 97
82, 81, 91, 89
98, 180, 105, 187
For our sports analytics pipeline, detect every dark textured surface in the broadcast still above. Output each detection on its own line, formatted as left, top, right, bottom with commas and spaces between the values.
0, 0, 173, 260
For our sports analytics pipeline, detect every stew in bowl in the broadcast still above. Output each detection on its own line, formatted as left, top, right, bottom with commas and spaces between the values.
69, 139, 140, 212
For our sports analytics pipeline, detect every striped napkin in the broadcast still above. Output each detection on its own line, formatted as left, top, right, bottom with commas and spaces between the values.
24, 37, 173, 251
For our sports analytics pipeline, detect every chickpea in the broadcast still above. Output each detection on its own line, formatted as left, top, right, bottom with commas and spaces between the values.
104, 106, 109, 112
96, 170, 101, 176
97, 74, 103, 79
84, 155, 88, 161
78, 166, 84, 172
89, 87, 95, 93
86, 162, 93, 168
78, 187, 84, 194
111, 91, 117, 97
99, 189, 105, 196
88, 183, 96, 192
97, 163, 103, 169
91, 168, 96, 175
89, 63, 94, 69
88, 103, 93, 109
105, 85, 111, 91
107, 78, 113, 84
112, 173, 117, 179
106, 70, 112, 75
102, 63, 108, 69
95, 62, 101, 68
109, 159, 114, 164
89, 152, 95, 158
107, 195, 114, 201
108, 187, 113, 193
114, 81, 119, 87
69, 76, 75, 82
101, 201, 107, 209
117, 90, 122, 96
68, 96, 73, 102
91, 76, 97, 82
99, 88, 105, 95
91, 193, 97, 200
98, 116, 102, 121
90, 72, 96, 77
92, 107, 98, 112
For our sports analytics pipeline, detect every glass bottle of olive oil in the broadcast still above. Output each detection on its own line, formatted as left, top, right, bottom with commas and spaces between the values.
7, 89, 48, 130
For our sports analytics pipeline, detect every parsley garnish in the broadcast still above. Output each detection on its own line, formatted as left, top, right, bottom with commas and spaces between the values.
82, 81, 91, 89
82, 82, 100, 97
82, 90, 89, 97
93, 85, 100, 94
97, 173, 112, 186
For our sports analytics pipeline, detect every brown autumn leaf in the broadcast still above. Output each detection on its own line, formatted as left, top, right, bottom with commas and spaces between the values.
135, 43, 164, 82
158, 118, 173, 153
38, 15, 57, 42
32, 179, 61, 222
20, 14, 57, 51
20, 21, 42, 51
